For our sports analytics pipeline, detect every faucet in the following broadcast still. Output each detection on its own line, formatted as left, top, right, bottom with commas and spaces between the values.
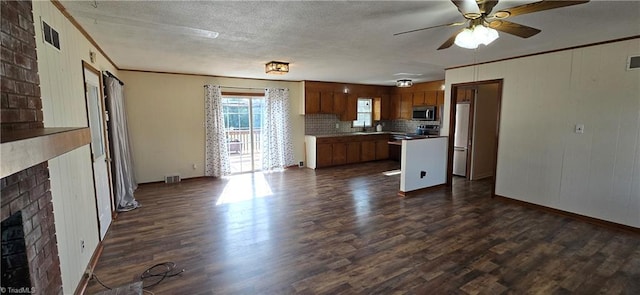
361, 121, 366, 132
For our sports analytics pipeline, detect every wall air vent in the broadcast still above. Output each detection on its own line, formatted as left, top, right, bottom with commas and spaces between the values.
627, 55, 640, 70
41, 20, 60, 50
165, 175, 181, 184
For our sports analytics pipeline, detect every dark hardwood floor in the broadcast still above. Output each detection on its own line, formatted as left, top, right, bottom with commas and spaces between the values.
86, 161, 640, 294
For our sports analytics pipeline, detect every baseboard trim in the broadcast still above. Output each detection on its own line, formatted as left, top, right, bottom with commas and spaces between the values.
398, 184, 446, 197
74, 241, 104, 295
494, 195, 639, 234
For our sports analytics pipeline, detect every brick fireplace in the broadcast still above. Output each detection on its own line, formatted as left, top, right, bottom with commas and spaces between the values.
1, 0, 63, 293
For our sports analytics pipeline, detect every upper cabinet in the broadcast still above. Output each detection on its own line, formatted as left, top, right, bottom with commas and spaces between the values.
373, 94, 390, 121
303, 80, 445, 121
305, 90, 321, 114
456, 88, 474, 103
389, 80, 445, 120
305, 88, 335, 114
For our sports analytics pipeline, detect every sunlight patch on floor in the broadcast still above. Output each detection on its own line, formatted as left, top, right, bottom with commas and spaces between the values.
382, 169, 401, 176
216, 172, 274, 205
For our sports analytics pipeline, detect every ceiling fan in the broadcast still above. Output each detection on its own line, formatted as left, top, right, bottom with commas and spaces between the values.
394, 0, 590, 50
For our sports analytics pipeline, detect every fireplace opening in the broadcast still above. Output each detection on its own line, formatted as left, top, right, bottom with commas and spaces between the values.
1, 211, 32, 290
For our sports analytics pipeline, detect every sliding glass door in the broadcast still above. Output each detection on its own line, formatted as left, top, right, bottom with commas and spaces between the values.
222, 97, 264, 174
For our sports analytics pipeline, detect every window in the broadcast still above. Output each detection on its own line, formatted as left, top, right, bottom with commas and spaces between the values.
353, 98, 373, 128
222, 97, 264, 130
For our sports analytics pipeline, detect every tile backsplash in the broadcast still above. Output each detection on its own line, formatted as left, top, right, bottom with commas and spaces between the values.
304, 114, 439, 135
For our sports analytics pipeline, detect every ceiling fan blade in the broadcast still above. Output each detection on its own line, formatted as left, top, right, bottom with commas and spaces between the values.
394, 22, 466, 36
477, 0, 499, 14
437, 28, 465, 50
489, 20, 541, 38
451, 0, 481, 16
494, 0, 589, 18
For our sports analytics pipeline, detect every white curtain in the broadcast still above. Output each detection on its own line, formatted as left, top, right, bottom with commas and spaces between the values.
204, 85, 231, 177
103, 75, 139, 212
261, 88, 295, 171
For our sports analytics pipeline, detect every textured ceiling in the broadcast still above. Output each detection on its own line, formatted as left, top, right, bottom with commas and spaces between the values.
61, 0, 640, 85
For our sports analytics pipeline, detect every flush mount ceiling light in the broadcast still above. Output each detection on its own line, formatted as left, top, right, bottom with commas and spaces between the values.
454, 24, 499, 49
396, 79, 413, 88
265, 61, 289, 75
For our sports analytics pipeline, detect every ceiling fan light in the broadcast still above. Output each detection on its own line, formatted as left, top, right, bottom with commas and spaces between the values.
454, 28, 478, 49
485, 27, 499, 45
472, 25, 499, 45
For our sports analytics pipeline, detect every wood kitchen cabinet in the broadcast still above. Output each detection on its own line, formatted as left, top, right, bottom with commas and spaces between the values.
373, 95, 390, 121
307, 134, 390, 168
332, 142, 347, 165
333, 93, 347, 117
320, 92, 334, 113
305, 91, 321, 114
425, 91, 438, 106
340, 93, 358, 121
389, 93, 401, 120
360, 141, 377, 162
400, 93, 413, 119
304, 90, 335, 114
412, 91, 425, 106
375, 140, 389, 160
346, 142, 361, 164
457, 88, 474, 103
316, 143, 333, 167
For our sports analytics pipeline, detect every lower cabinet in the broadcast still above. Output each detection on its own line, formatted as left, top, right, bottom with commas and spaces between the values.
346, 142, 361, 164
375, 140, 389, 160
361, 141, 376, 162
317, 143, 333, 168
332, 142, 347, 165
314, 135, 389, 168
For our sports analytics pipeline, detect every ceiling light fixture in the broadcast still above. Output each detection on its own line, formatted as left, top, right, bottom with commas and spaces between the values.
396, 79, 413, 88
454, 24, 499, 49
265, 61, 289, 75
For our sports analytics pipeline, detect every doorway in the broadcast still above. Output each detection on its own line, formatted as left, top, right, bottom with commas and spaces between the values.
83, 62, 113, 240
222, 96, 264, 174
447, 79, 503, 196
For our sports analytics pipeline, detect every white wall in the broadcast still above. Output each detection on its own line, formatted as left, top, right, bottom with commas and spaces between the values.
119, 71, 305, 183
32, 1, 119, 292
444, 39, 640, 227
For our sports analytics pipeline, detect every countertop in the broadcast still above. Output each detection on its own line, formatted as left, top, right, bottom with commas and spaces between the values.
306, 131, 400, 138
305, 132, 445, 140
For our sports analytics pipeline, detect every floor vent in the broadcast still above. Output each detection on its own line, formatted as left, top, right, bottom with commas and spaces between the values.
165, 175, 181, 184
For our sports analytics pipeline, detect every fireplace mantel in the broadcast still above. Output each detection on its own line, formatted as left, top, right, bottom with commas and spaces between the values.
1, 127, 91, 178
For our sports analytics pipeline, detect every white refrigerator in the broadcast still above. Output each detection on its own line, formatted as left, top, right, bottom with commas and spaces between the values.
453, 103, 470, 176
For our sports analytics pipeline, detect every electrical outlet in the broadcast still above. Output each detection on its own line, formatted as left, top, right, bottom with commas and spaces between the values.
575, 124, 585, 134
335, 123, 339, 129
80, 240, 85, 253
192, 163, 197, 170
298, 161, 304, 167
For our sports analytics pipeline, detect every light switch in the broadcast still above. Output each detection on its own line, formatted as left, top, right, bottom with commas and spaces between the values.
575, 124, 585, 134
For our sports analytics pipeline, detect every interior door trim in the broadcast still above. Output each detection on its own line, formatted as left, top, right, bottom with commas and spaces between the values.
447, 79, 503, 198
82, 61, 114, 240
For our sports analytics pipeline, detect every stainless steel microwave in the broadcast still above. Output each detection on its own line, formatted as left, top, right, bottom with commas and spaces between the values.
412, 106, 436, 121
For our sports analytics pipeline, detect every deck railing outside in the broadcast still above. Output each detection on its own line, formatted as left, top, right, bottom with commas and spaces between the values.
226, 129, 261, 155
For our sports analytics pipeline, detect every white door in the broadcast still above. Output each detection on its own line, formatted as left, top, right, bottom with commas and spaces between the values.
84, 67, 112, 240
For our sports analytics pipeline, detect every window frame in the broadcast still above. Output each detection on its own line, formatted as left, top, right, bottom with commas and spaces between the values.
352, 98, 373, 128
